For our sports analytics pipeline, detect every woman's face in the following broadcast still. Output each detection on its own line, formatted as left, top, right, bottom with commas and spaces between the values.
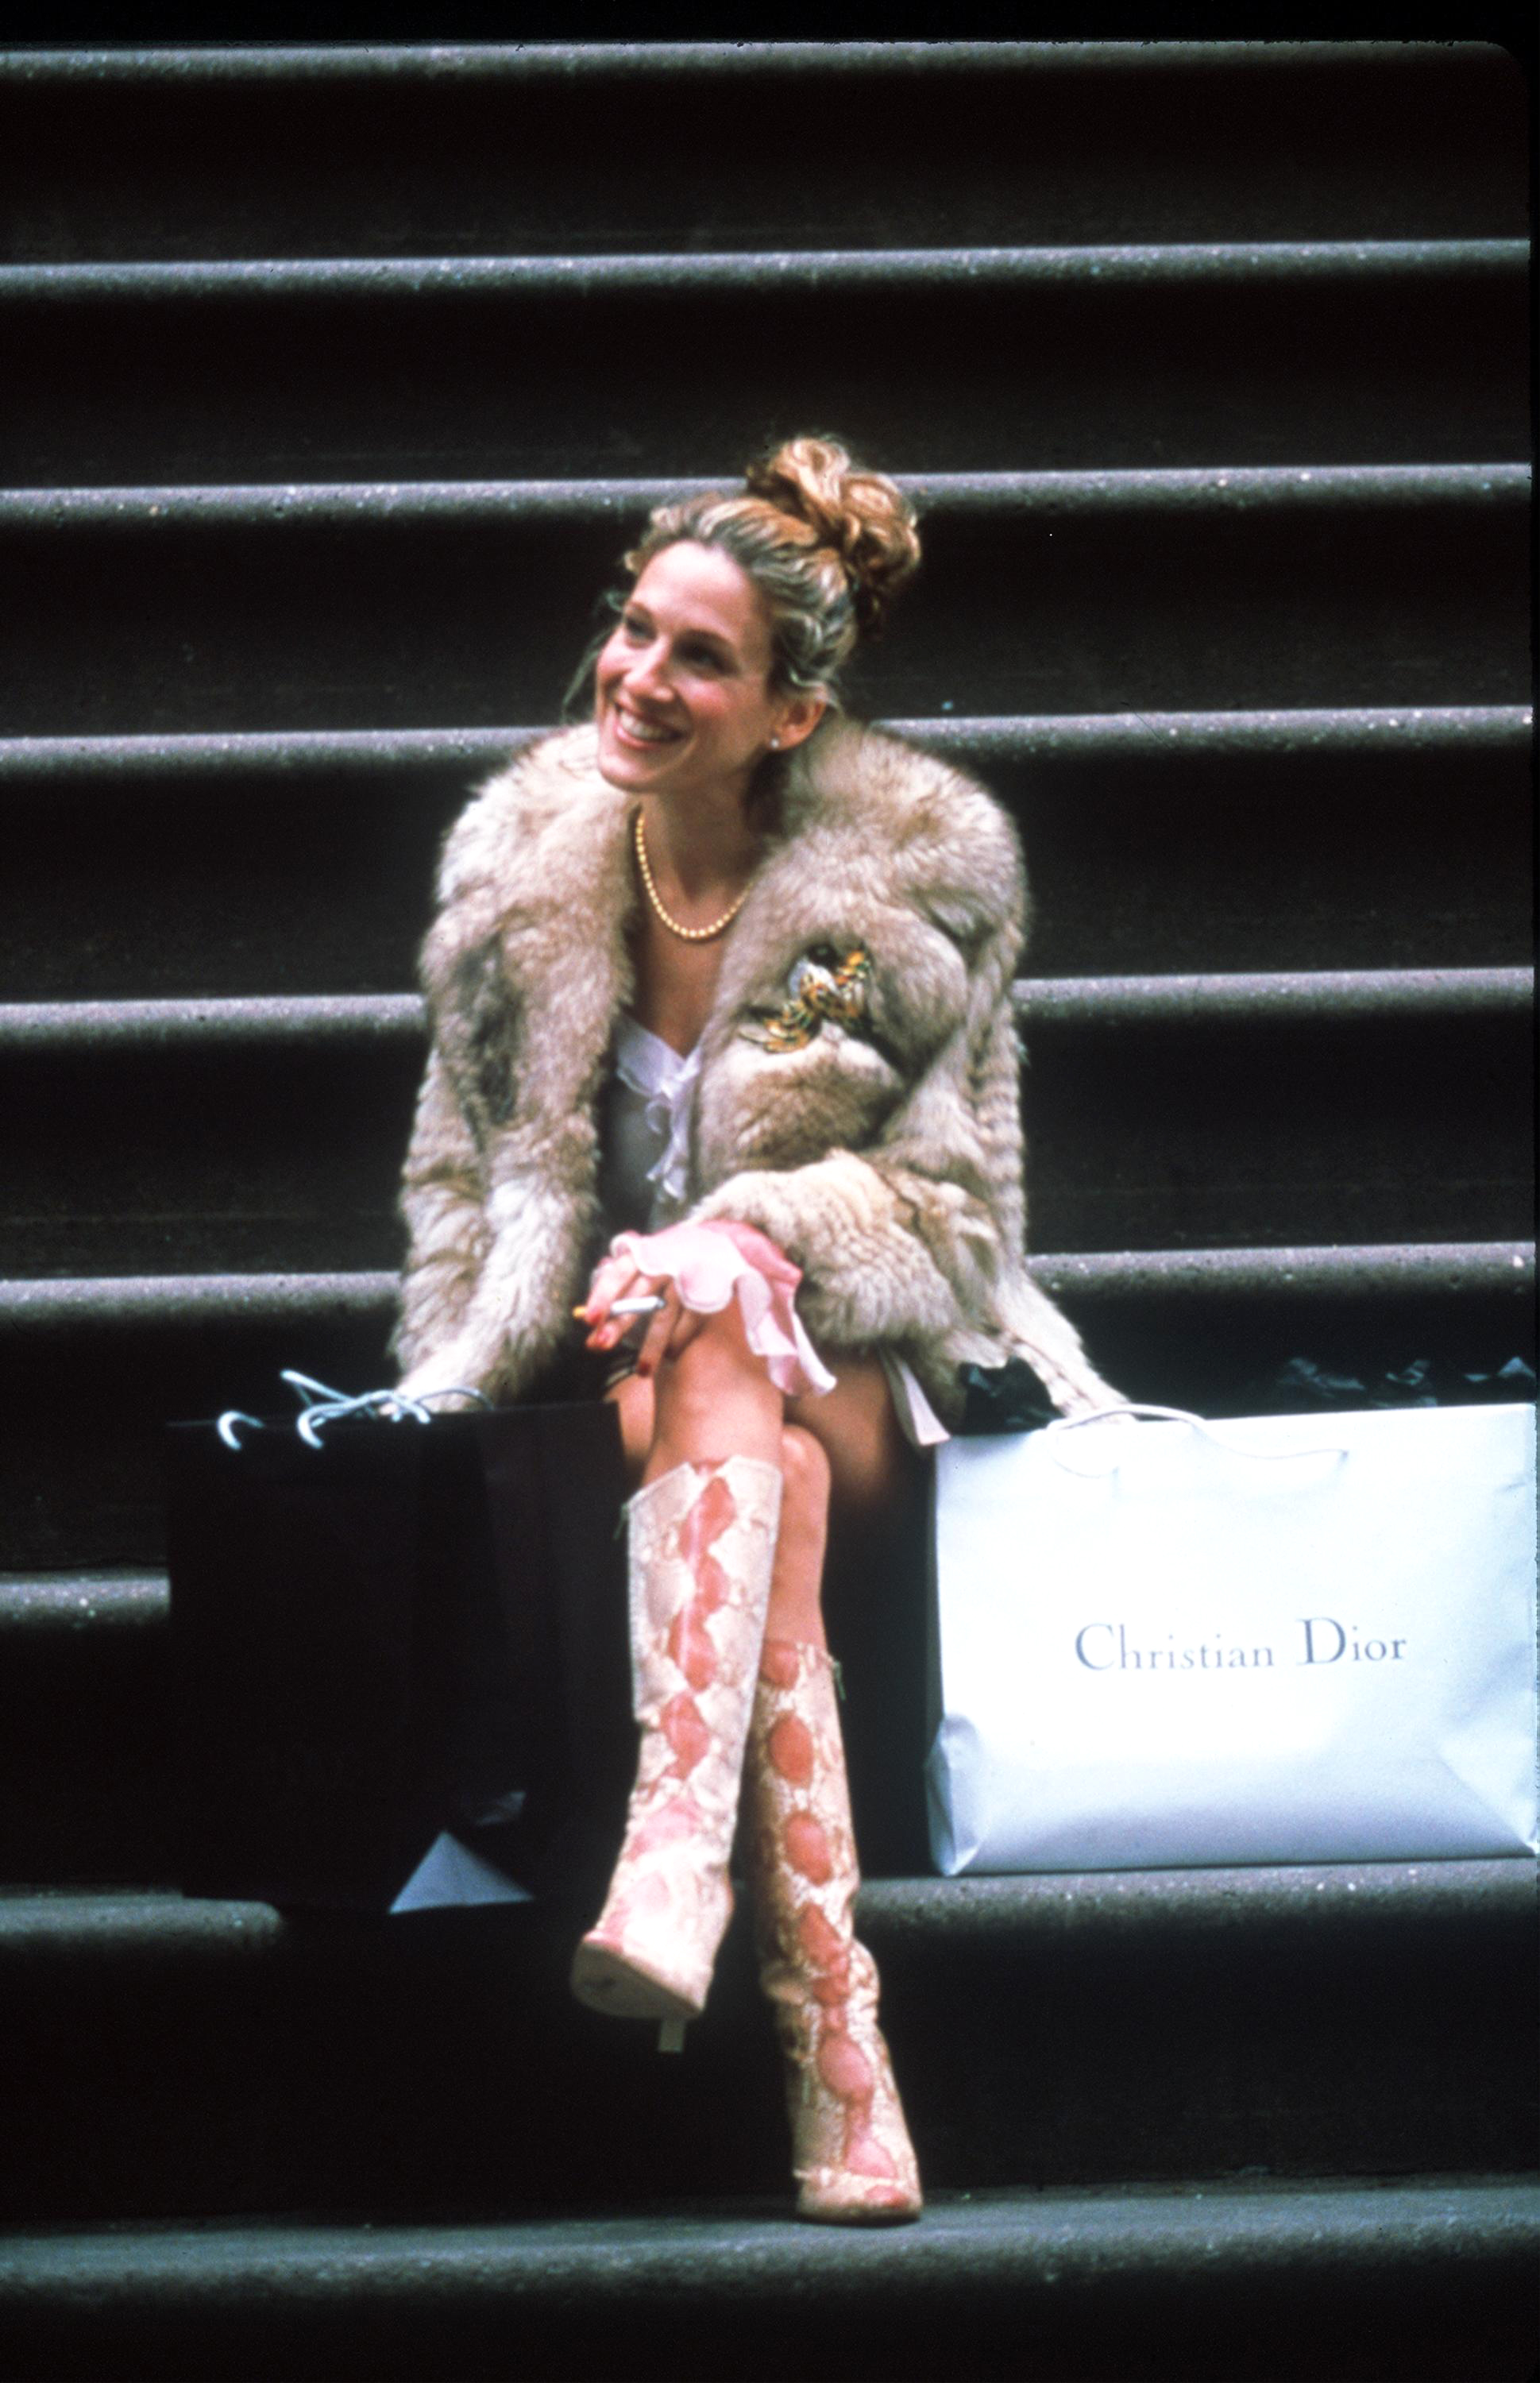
594, 540, 820, 807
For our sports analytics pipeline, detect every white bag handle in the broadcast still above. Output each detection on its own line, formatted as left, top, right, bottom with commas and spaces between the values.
1044, 1403, 1349, 1477
214, 1372, 492, 1452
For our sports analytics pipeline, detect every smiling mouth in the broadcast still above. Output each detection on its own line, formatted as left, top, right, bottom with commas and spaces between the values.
611, 705, 682, 748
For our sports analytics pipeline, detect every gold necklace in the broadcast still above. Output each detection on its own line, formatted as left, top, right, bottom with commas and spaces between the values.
633, 807, 752, 943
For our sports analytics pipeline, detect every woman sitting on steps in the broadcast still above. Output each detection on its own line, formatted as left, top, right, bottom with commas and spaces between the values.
393, 435, 1116, 2223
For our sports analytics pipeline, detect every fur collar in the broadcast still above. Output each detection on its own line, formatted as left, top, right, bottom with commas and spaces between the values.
426, 712, 1024, 1133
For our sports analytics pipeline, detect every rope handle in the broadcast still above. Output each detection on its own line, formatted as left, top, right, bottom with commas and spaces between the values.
1044, 1402, 1349, 1477
215, 1372, 492, 1451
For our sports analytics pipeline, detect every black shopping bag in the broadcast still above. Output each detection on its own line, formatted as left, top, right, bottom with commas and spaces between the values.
166, 1401, 634, 1914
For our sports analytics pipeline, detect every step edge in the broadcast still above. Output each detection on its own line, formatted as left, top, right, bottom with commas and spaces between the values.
0, 706, 1530, 782
1, 238, 1524, 304
2, 1244, 1533, 1328
0, 1860, 1531, 1952
0, 2172, 1534, 2298
0, 462, 1528, 531
0, 40, 1509, 86
2, 969, 1530, 1053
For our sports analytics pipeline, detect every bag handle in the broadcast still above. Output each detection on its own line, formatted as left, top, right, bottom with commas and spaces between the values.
214, 1372, 492, 1452
1044, 1402, 1349, 1477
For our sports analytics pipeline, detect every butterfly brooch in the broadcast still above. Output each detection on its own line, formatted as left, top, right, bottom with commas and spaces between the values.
747, 944, 874, 1052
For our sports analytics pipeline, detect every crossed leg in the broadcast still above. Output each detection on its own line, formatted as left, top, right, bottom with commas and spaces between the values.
604, 1301, 925, 2220
607, 1298, 920, 1646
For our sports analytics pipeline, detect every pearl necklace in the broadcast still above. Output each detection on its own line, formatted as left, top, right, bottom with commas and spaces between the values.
632, 807, 752, 944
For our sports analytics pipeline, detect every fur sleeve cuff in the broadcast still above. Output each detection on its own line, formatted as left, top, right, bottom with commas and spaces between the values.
690, 1153, 998, 1349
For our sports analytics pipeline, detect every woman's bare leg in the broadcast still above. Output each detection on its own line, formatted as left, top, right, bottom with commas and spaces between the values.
611, 1342, 913, 1648
787, 1355, 921, 1526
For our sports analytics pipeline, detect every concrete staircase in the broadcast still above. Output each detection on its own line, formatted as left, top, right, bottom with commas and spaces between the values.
0, 41, 1534, 2381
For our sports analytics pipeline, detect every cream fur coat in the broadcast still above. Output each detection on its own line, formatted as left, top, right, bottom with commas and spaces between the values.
395, 716, 1115, 1423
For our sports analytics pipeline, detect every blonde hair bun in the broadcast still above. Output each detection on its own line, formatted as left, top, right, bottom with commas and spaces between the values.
745, 436, 921, 641
616, 435, 920, 702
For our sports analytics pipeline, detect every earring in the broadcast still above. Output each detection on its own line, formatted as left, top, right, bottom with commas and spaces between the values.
768, 735, 782, 751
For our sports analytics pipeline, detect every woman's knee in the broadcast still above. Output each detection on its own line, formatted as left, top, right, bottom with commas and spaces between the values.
778, 1422, 832, 1534
764, 1424, 832, 1642
605, 1371, 655, 1488
646, 1303, 784, 1470
661, 1299, 758, 1392
790, 1358, 916, 1522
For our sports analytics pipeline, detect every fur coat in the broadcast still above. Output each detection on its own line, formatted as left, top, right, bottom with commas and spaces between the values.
394, 715, 1115, 1423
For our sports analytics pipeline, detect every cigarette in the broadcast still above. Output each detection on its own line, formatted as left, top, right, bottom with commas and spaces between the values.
571, 1294, 669, 1320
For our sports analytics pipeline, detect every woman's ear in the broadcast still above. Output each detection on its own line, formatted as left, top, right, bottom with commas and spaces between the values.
772, 689, 828, 755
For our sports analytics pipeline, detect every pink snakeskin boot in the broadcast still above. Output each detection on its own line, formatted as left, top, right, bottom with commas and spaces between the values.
571, 1454, 782, 2030
744, 1636, 923, 2224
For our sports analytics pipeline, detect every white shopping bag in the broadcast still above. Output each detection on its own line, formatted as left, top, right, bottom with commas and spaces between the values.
927, 1402, 1538, 1874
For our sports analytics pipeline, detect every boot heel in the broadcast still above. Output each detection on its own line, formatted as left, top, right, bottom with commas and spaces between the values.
658, 2018, 687, 2054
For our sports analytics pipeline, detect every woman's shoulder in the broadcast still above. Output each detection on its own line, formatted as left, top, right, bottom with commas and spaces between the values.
794, 716, 1025, 940
433, 724, 618, 913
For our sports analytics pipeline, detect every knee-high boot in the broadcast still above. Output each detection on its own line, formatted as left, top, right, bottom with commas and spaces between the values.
571, 1454, 782, 2026
743, 1636, 923, 2223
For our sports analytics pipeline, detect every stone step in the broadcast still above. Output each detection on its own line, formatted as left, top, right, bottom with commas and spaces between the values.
0, 972, 1530, 1276
2, 2179, 1534, 2383
4, 709, 1529, 997
0, 1874, 1530, 2225
0, 467, 1527, 736
1, 1246, 1531, 1572
1, 38, 1523, 261
0, 1573, 165, 1882
2, 240, 1524, 485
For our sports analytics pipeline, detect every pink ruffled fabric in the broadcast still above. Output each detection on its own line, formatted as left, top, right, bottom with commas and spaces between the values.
597, 1219, 836, 1400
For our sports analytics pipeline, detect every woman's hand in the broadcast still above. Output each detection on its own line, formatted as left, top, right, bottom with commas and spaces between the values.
579, 1248, 706, 1376
578, 1245, 651, 1349
580, 1219, 797, 1378
631, 1280, 708, 1377
582, 1219, 834, 1400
